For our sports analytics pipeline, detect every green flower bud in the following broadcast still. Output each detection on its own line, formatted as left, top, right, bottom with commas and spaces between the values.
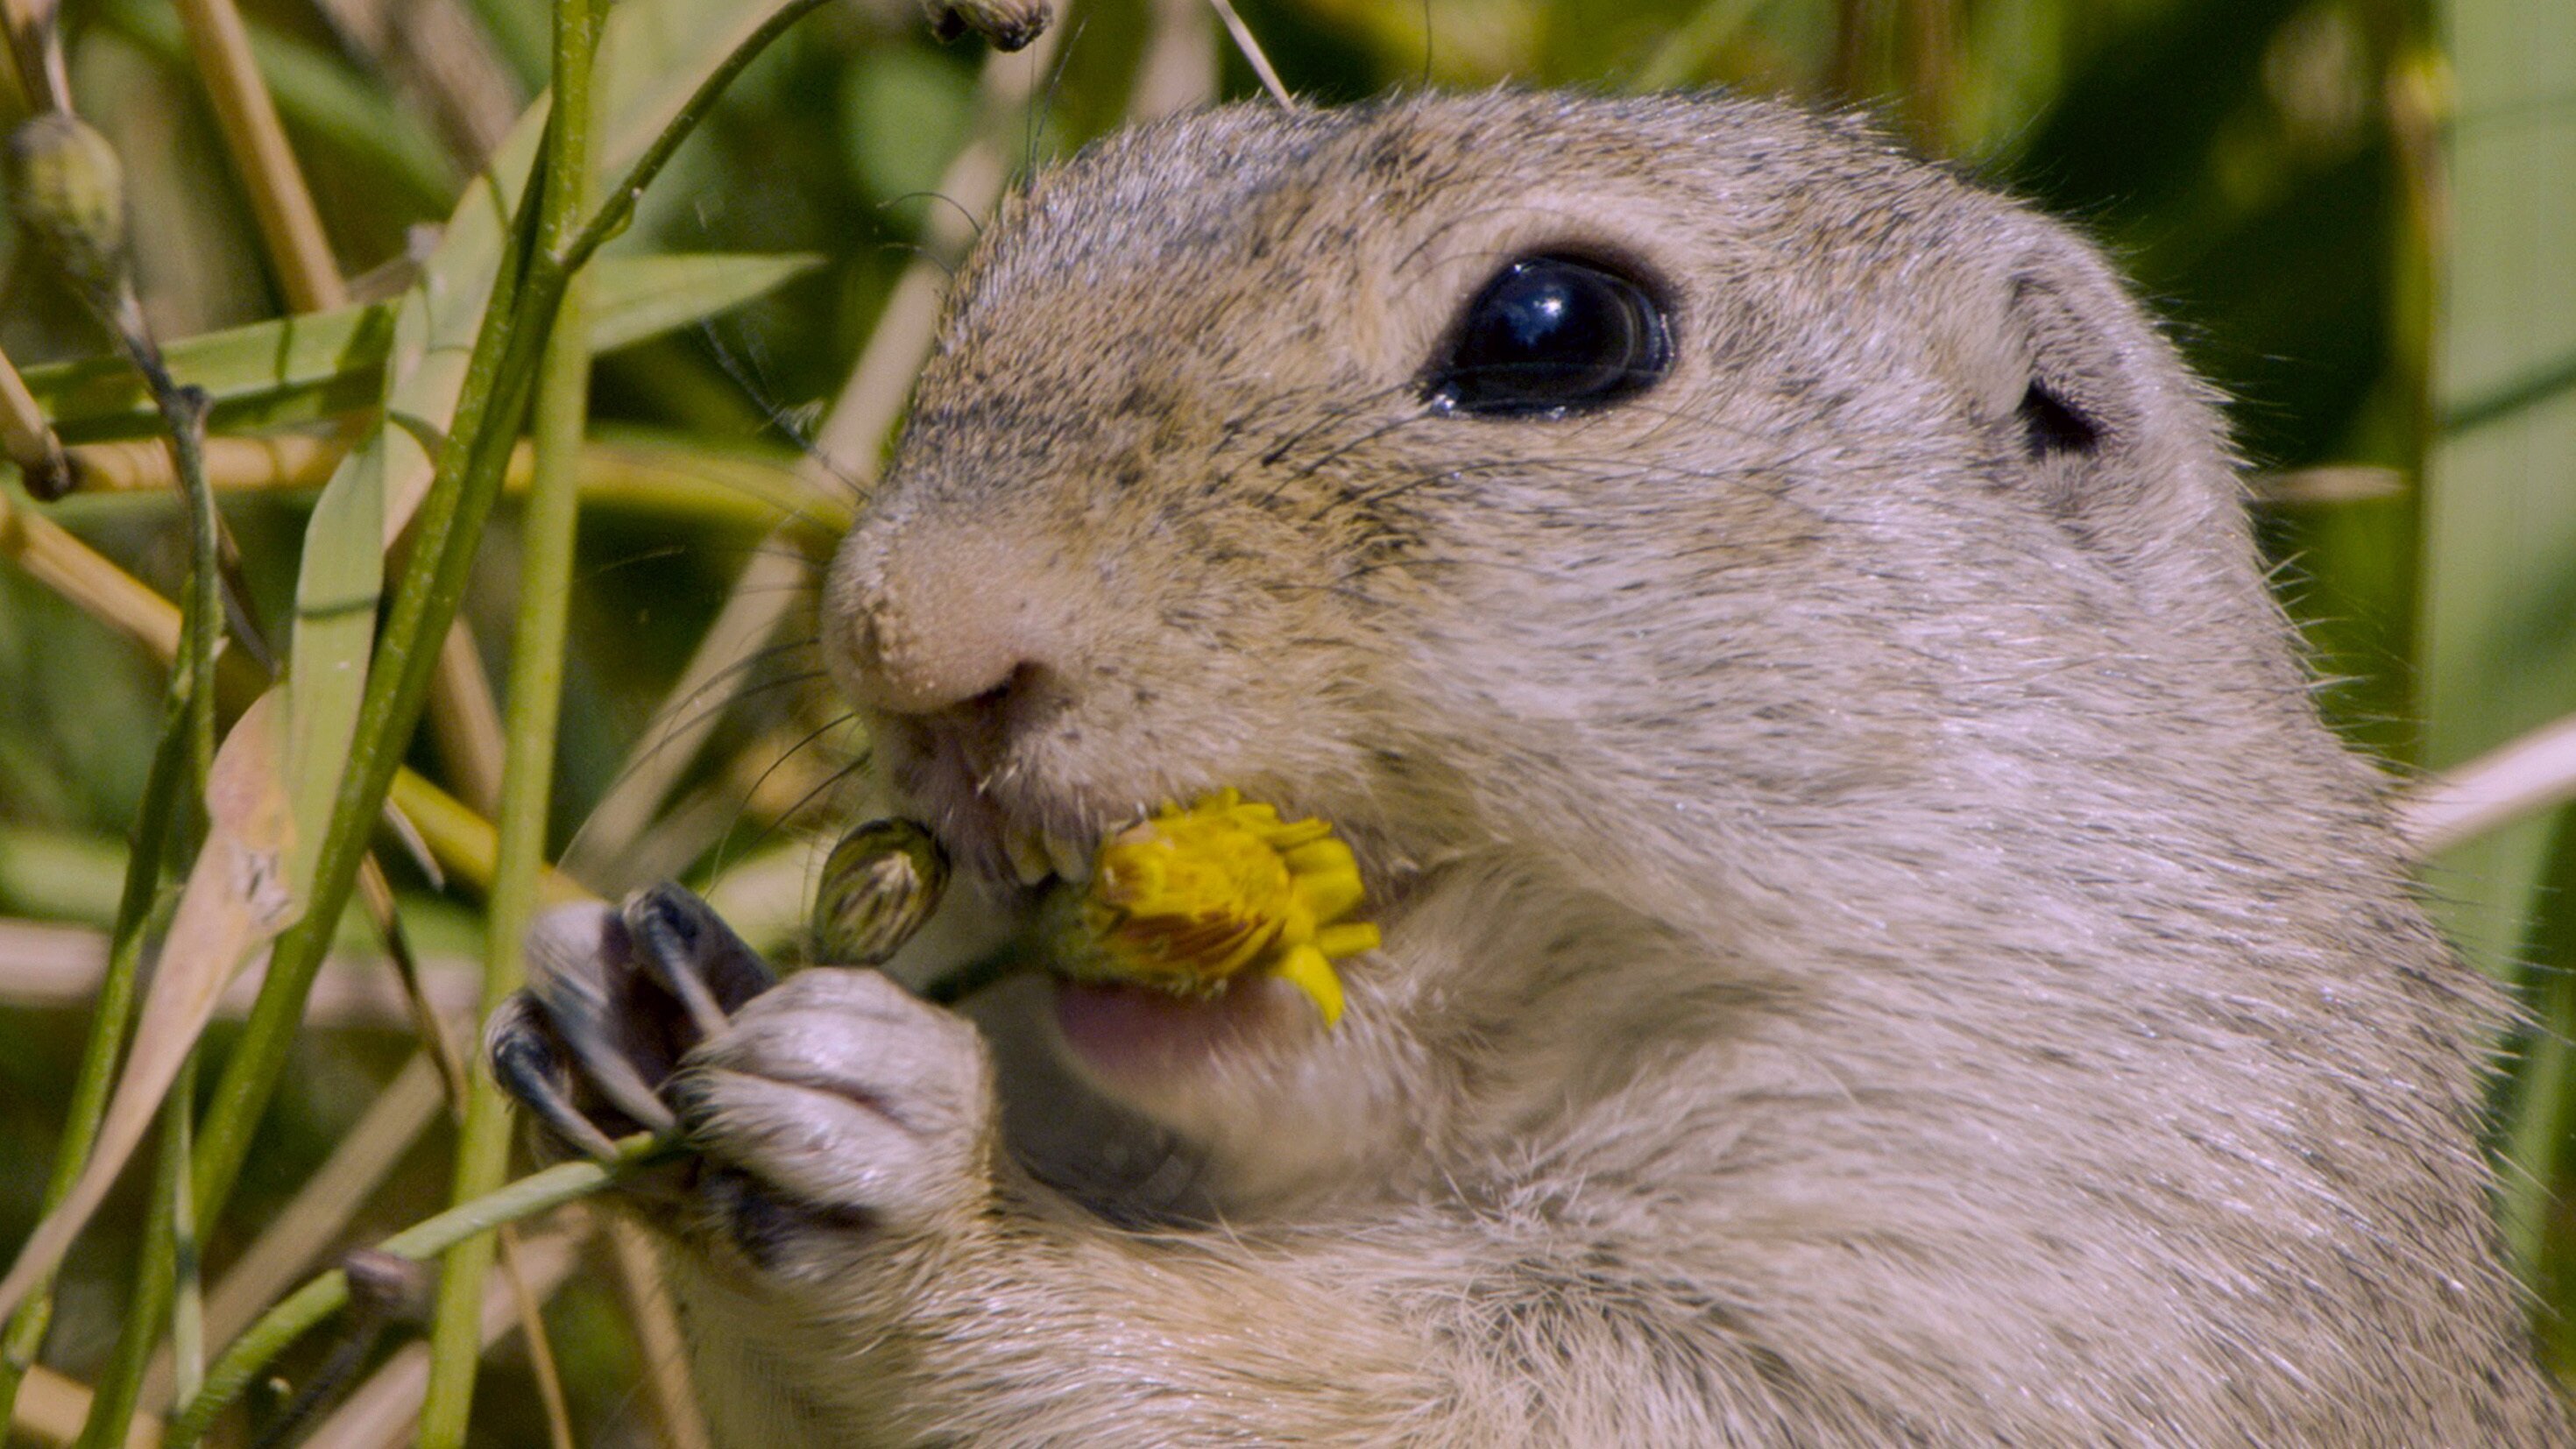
5, 111, 130, 302
812, 817, 951, 965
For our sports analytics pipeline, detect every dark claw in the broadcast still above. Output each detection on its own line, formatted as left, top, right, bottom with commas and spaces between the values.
521, 903, 680, 1134
487, 992, 625, 1161
626, 884, 778, 1036
501, 889, 783, 1168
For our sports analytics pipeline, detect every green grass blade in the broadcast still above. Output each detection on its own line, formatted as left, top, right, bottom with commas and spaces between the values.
18, 252, 820, 444
2419, 0, 2576, 979
280, 109, 548, 896
281, 435, 386, 895
588, 252, 824, 354
101, 0, 459, 212
21, 306, 394, 443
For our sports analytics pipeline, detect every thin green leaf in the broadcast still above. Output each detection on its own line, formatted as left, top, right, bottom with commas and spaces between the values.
280, 107, 548, 899
0, 691, 297, 1324
19, 253, 818, 442
590, 252, 824, 354
22, 306, 393, 443
280, 432, 386, 897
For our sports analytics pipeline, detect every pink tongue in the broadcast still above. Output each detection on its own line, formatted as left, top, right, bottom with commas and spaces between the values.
1050, 975, 1304, 1081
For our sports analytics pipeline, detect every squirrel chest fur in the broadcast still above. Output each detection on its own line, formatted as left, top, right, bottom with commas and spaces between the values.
499, 91, 2572, 1445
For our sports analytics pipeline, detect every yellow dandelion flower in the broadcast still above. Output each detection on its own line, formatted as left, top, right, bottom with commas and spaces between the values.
1056, 789, 1378, 1025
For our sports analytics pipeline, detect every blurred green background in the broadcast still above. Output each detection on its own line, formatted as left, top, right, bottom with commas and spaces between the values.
0, 0, 2571, 1443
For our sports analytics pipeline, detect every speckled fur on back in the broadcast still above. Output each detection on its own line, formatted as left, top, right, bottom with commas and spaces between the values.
652, 92, 2572, 1445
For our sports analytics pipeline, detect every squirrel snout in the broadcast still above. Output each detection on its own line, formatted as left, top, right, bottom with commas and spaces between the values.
832, 529, 1062, 718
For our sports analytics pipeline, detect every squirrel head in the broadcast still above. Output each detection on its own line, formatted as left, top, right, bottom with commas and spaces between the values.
817, 93, 2355, 1158
826, 91, 2275, 895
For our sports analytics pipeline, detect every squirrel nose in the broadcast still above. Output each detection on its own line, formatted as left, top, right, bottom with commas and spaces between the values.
831, 527, 1058, 717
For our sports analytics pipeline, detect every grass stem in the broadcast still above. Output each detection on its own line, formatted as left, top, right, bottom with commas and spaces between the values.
170, 0, 348, 311
417, 8, 599, 1428
0, 340, 71, 497
0, 718, 192, 1434
72, 1053, 196, 1449
166, 1134, 676, 1449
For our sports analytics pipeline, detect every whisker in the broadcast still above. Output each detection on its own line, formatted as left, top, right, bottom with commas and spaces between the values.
695, 320, 837, 465
1248, 380, 1425, 471
645, 669, 832, 766
871, 203, 971, 279
578, 544, 692, 585
706, 720, 873, 883
690, 320, 881, 514
565, 659, 832, 851
638, 641, 824, 732
1029, 13, 1083, 175
1269, 409, 1446, 497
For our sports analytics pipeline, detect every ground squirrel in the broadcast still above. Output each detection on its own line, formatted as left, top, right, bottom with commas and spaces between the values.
494, 92, 2572, 1445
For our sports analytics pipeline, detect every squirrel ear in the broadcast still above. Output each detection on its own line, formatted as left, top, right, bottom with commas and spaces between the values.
2006, 273, 2124, 474
1970, 228, 2239, 564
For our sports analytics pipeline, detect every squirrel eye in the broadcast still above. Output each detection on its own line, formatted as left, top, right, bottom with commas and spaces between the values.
1426, 255, 1672, 418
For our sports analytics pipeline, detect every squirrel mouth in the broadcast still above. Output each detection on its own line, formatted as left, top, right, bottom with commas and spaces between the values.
872, 719, 1398, 1035
999, 817, 1098, 888
1049, 972, 1314, 1084
913, 794, 1116, 898
892, 765, 1396, 1019
876, 713, 1122, 894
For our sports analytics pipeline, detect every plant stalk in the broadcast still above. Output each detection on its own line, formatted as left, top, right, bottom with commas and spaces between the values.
559, 0, 831, 278
53, 273, 231, 1449
185, 0, 830, 1251
416, 0, 600, 1433
171, 0, 349, 311
0, 715, 192, 1431
0, 338, 71, 497
62, 8, 836, 1440
184, 134, 546, 1252
73, 1050, 197, 1449
166, 1134, 676, 1449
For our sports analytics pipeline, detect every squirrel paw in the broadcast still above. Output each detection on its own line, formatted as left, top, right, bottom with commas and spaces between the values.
489, 885, 775, 1152
667, 966, 994, 1233
489, 886, 993, 1260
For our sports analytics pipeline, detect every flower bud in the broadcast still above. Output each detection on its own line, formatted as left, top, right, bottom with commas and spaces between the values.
5, 111, 129, 302
812, 817, 951, 965
341, 1248, 437, 1323
923, 0, 1051, 51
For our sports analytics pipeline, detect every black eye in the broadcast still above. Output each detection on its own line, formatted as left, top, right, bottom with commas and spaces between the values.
1426, 254, 1673, 418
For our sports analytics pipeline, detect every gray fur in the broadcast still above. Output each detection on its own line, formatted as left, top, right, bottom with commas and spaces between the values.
622, 93, 2571, 1444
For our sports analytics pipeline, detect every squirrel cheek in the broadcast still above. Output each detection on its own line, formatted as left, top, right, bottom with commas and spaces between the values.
1050, 972, 1320, 1098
